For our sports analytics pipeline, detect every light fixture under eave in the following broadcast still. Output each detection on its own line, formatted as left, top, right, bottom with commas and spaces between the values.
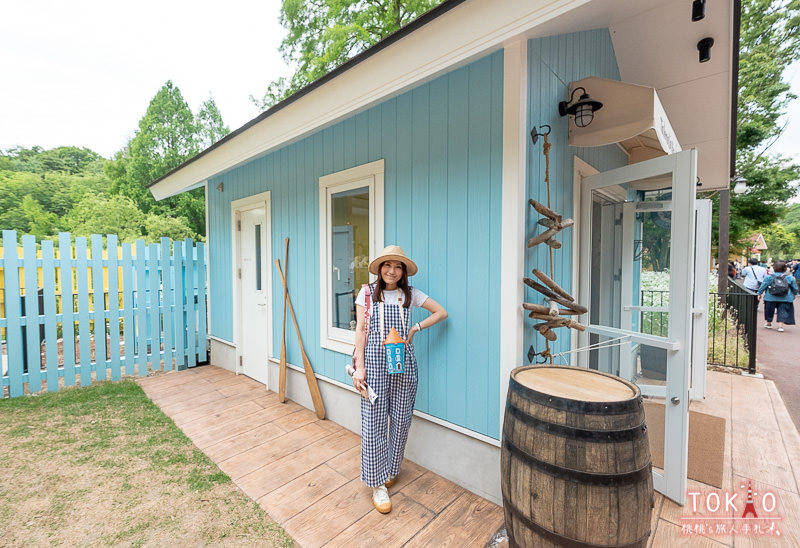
692, 0, 706, 21
697, 37, 714, 63
216, 182, 224, 192
559, 86, 603, 128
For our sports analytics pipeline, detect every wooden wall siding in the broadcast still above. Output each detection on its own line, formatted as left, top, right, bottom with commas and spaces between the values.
207, 51, 504, 438
525, 29, 629, 363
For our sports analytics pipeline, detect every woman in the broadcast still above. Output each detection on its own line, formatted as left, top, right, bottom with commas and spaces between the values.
352, 245, 447, 514
757, 259, 798, 332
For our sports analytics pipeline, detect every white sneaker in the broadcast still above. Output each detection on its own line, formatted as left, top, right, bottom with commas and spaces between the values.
372, 485, 391, 514
778, 327, 785, 332
764, 323, 772, 329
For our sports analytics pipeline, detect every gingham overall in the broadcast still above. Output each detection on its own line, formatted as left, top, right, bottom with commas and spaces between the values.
360, 285, 418, 487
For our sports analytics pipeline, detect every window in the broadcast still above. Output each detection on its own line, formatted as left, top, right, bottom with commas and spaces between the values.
319, 160, 384, 354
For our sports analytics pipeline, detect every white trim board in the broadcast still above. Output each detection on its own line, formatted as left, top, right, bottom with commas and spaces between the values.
318, 159, 385, 355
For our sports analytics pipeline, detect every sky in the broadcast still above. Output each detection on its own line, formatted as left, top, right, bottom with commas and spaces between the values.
0, 0, 291, 159
771, 60, 800, 165
1, 2, 799, 175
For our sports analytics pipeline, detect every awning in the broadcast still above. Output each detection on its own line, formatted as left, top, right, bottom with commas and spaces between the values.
567, 77, 681, 164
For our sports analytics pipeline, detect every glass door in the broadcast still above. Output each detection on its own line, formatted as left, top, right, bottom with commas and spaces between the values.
576, 150, 697, 504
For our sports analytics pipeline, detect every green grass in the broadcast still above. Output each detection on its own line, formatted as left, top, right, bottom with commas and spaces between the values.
0, 379, 295, 547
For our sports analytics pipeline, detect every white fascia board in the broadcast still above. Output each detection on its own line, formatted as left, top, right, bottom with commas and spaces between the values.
149, 0, 590, 201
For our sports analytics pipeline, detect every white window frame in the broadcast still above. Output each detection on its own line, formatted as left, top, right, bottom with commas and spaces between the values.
319, 159, 384, 354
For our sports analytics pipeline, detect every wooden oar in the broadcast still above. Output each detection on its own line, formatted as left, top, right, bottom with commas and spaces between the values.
278, 238, 288, 402
275, 258, 325, 419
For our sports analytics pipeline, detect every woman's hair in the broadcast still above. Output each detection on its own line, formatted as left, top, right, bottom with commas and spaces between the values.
773, 260, 787, 273
374, 261, 412, 307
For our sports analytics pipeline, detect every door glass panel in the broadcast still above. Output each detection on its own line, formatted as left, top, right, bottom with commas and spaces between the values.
254, 224, 262, 291
330, 186, 369, 330
580, 150, 697, 504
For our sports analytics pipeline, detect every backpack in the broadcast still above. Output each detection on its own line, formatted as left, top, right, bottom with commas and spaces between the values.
768, 274, 790, 297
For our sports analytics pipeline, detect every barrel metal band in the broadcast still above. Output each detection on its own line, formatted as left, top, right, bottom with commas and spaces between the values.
506, 402, 647, 443
509, 376, 641, 415
503, 494, 649, 548
502, 437, 652, 486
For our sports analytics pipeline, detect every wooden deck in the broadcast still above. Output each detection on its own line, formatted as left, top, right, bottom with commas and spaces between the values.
137, 365, 800, 547
137, 365, 505, 547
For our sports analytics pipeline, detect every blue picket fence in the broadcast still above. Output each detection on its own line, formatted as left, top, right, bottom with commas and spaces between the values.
1, 231, 208, 398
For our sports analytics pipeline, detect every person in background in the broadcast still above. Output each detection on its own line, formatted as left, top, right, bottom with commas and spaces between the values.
792, 259, 800, 285
757, 260, 798, 332
741, 257, 767, 293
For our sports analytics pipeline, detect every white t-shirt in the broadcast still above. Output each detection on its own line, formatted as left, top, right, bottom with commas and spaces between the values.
355, 285, 429, 309
741, 264, 767, 290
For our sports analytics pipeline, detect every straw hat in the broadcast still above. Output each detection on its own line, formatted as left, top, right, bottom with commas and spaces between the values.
369, 245, 418, 276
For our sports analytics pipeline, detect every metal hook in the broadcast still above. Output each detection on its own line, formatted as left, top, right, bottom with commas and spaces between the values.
530, 124, 551, 145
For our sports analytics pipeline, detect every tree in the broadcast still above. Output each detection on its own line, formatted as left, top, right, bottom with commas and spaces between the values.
761, 222, 799, 259
252, 0, 443, 109
109, 81, 199, 214
718, 0, 800, 248
196, 97, 230, 149
106, 81, 228, 239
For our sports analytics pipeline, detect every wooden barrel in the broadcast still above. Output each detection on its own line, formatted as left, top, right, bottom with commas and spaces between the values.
501, 365, 653, 548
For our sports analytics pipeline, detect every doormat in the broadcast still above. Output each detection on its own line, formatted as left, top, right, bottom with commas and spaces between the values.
643, 400, 726, 488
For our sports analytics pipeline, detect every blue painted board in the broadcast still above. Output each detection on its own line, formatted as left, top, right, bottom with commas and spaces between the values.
75, 238, 91, 386
23, 235, 41, 392
106, 235, 122, 381
41, 240, 59, 390
91, 235, 107, 381
121, 243, 135, 375
148, 243, 161, 370
184, 238, 197, 368
135, 240, 148, 376
58, 233, 76, 387
4, 230, 25, 397
160, 238, 174, 371
173, 240, 186, 370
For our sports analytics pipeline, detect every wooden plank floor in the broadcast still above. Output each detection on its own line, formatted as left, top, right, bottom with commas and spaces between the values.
138, 366, 800, 547
137, 365, 505, 548
648, 371, 800, 547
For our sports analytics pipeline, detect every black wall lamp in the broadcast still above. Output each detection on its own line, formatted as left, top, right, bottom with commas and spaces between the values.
558, 86, 603, 127
697, 37, 714, 63
692, 0, 706, 21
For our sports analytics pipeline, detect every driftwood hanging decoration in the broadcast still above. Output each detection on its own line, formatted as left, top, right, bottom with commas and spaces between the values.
523, 278, 588, 314
523, 129, 589, 361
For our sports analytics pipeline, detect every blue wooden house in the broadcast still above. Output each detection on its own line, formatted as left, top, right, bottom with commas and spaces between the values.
149, 0, 735, 505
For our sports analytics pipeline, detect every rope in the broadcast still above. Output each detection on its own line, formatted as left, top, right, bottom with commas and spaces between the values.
542, 135, 554, 363
551, 335, 633, 365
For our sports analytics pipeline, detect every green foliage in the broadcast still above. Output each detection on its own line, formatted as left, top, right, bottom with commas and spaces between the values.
764, 202, 800, 258
65, 194, 145, 242
760, 222, 798, 258
109, 81, 199, 214
708, 0, 800, 251
252, 0, 443, 109
1, 82, 226, 243
3, 146, 104, 175
106, 81, 228, 239
196, 96, 230, 150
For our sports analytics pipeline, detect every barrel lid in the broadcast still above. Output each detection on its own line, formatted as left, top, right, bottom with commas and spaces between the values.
514, 366, 637, 403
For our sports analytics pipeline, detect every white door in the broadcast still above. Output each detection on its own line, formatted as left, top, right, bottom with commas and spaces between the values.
236, 201, 271, 385
577, 149, 697, 504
